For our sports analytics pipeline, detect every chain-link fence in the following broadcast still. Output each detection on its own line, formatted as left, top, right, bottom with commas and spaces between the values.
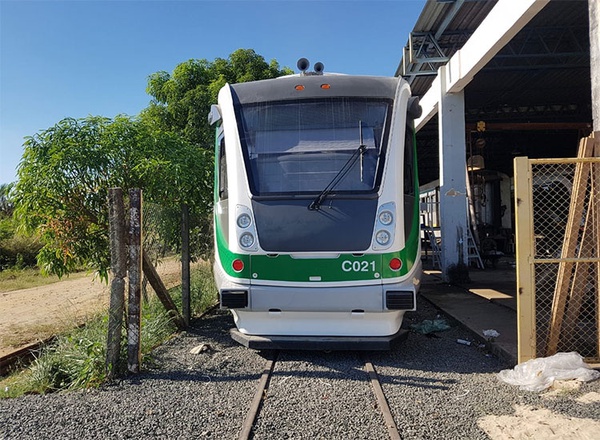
514, 134, 600, 363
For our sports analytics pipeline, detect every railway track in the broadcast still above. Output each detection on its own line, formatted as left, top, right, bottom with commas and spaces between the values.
0, 340, 49, 376
238, 350, 401, 440
0, 303, 222, 378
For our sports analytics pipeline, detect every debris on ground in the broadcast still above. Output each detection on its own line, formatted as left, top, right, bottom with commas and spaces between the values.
190, 343, 212, 354
497, 352, 600, 392
410, 318, 451, 335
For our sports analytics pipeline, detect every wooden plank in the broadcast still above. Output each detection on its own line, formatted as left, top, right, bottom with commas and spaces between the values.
514, 156, 537, 363
562, 205, 594, 343
547, 137, 595, 355
593, 133, 600, 359
142, 252, 186, 330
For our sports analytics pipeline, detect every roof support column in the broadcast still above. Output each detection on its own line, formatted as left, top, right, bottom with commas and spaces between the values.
438, 64, 468, 280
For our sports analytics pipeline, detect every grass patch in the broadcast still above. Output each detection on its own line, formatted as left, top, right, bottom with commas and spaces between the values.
0, 267, 87, 293
0, 261, 217, 398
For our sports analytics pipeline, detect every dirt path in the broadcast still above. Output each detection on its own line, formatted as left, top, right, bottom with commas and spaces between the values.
0, 259, 184, 358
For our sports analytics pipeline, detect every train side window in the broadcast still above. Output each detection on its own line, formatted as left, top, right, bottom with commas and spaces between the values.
404, 127, 415, 196
404, 126, 416, 240
218, 138, 228, 200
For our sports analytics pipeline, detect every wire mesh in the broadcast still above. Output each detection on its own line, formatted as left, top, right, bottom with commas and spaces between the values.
529, 159, 599, 361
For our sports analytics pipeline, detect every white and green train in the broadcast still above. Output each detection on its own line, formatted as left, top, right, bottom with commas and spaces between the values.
209, 60, 422, 348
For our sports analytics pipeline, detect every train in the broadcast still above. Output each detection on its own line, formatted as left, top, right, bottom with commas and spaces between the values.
209, 59, 422, 348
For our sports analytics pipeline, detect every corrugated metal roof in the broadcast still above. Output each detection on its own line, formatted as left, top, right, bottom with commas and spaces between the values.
397, 0, 498, 85
400, 0, 592, 184
400, 0, 589, 99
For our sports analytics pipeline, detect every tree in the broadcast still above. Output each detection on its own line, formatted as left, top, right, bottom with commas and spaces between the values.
140, 49, 292, 265
142, 48, 293, 147
1, 183, 44, 269
14, 116, 212, 280
0, 183, 14, 217
14, 49, 290, 279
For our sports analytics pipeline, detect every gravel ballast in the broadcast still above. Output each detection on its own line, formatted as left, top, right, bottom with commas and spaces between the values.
1, 298, 599, 439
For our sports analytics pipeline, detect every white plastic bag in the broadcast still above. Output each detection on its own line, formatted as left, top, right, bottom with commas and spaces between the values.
498, 352, 600, 392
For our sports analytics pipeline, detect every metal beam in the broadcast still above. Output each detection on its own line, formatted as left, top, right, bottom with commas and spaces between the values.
484, 26, 589, 71
434, 0, 466, 40
465, 122, 592, 131
415, 0, 550, 132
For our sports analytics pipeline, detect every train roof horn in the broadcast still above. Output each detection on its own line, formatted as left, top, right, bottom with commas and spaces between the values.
297, 58, 325, 76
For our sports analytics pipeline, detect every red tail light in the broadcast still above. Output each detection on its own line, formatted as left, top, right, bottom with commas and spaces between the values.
389, 258, 402, 271
232, 259, 244, 272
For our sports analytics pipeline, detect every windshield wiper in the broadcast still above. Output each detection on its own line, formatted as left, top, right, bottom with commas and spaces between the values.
308, 121, 366, 211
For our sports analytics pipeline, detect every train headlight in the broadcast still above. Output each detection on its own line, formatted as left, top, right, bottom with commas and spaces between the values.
372, 202, 395, 250
237, 213, 252, 228
235, 205, 259, 252
239, 232, 255, 248
375, 230, 391, 246
379, 210, 393, 226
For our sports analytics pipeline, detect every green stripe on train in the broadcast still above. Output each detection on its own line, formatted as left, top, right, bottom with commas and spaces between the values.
215, 221, 419, 282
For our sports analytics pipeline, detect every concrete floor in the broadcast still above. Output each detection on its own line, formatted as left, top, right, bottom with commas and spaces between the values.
418, 257, 518, 365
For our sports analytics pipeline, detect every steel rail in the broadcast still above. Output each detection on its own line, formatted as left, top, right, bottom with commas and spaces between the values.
239, 350, 279, 440
364, 359, 402, 440
1, 303, 222, 378
0, 340, 50, 376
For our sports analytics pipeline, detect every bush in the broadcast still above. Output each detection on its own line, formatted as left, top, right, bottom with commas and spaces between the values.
0, 233, 43, 270
27, 317, 107, 391
1, 261, 218, 397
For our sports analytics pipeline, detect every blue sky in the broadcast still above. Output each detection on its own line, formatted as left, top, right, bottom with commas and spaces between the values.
0, 0, 425, 184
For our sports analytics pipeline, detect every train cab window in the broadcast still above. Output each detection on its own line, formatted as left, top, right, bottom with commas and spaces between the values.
218, 137, 228, 200
235, 98, 391, 196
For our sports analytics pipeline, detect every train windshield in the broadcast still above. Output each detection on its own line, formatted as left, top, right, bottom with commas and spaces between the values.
236, 98, 391, 196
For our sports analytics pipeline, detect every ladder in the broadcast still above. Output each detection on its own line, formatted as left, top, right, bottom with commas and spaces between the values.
423, 226, 442, 269
467, 228, 484, 269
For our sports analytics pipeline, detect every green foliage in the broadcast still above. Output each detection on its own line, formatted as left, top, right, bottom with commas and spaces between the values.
190, 261, 218, 314
0, 232, 43, 270
12, 49, 289, 279
168, 260, 217, 316
0, 214, 43, 270
14, 116, 213, 279
142, 48, 293, 147
26, 314, 108, 392
0, 183, 15, 217
0, 262, 217, 397
0, 215, 15, 242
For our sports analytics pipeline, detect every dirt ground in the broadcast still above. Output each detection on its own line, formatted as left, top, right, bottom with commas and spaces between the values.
479, 397, 600, 440
0, 258, 184, 358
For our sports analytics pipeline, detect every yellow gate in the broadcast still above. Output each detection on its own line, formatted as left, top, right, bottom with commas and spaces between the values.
514, 133, 600, 364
